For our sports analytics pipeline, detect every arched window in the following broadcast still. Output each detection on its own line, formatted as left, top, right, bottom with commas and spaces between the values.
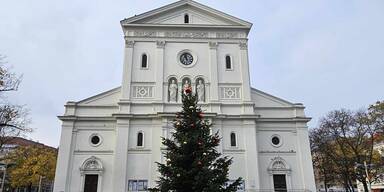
137, 132, 144, 147
230, 132, 236, 147
184, 14, 189, 24
225, 55, 232, 70
141, 54, 148, 68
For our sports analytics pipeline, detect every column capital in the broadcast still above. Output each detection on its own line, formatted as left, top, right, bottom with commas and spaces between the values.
209, 41, 218, 49
125, 39, 135, 48
239, 41, 248, 50
156, 40, 166, 49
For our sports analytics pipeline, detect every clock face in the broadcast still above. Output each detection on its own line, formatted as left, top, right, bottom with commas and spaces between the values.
180, 52, 193, 65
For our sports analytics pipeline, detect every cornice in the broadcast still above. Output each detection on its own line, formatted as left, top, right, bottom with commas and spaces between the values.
256, 117, 311, 123
123, 24, 250, 29
124, 29, 248, 40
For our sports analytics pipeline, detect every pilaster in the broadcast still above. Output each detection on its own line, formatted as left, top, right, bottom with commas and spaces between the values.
243, 120, 260, 191
112, 119, 131, 192
121, 39, 135, 99
155, 41, 166, 102
239, 41, 251, 102
296, 124, 316, 191
53, 120, 76, 192
208, 41, 219, 102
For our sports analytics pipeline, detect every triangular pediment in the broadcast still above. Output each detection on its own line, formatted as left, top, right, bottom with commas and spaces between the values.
121, 0, 252, 28
251, 88, 295, 108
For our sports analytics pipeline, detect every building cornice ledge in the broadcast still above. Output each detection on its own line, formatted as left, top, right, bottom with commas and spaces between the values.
58, 116, 116, 121
256, 117, 311, 123
122, 24, 250, 30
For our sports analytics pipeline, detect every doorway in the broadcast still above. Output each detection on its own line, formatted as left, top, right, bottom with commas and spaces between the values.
273, 174, 287, 192
84, 174, 98, 192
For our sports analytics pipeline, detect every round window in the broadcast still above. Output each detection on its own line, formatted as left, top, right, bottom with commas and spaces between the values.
270, 134, 282, 147
89, 134, 102, 147
272, 136, 280, 146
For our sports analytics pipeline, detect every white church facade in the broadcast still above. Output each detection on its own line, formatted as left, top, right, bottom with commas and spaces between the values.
53, 0, 316, 191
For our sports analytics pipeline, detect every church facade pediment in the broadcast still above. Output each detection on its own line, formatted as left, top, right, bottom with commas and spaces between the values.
121, 0, 252, 29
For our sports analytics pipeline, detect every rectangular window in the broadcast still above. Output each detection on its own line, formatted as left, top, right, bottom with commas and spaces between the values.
128, 180, 148, 191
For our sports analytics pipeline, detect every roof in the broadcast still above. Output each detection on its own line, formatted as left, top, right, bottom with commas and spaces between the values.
3, 137, 57, 150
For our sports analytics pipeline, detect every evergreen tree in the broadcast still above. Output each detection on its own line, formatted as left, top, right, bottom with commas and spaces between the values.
151, 85, 242, 192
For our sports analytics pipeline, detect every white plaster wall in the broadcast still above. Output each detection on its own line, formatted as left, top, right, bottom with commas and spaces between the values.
217, 43, 242, 83
73, 130, 115, 152
164, 42, 210, 80
126, 153, 153, 180
131, 42, 157, 83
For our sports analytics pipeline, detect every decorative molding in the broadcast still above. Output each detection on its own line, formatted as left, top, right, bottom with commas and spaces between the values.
239, 41, 248, 50
134, 30, 156, 37
208, 41, 218, 49
125, 40, 135, 48
80, 156, 103, 172
267, 156, 292, 175
220, 87, 240, 99
125, 30, 247, 39
259, 150, 296, 154
216, 32, 239, 39
165, 31, 208, 38
156, 40, 166, 49
132, 86, 153, 98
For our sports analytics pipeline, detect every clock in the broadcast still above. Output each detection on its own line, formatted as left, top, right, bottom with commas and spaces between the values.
180, 52, 193, 65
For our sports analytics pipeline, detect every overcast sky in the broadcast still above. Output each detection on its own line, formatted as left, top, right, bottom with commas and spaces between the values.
1, 0, 383, 147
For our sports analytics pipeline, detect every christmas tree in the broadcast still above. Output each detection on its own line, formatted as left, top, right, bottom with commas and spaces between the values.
151, 85, 242, 192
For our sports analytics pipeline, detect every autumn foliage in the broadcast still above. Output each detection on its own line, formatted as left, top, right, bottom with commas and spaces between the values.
5, 145, 57, 189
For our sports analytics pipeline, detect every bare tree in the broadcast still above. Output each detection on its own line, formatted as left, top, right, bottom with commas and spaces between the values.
0, 55, 21, 92
0, 55, 31, 150
311, 107, 384, 192
310, 127, 338, 192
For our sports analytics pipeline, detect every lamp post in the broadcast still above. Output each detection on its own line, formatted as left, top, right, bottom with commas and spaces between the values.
38, 175, 46, 192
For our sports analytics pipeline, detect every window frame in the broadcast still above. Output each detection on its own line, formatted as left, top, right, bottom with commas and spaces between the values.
225, 55, 233, 70
137, 131, 144, 147
141, 53, 149, 69
184, 14, 189, 24
230, 132, 237, 147
89, 133, 103, 147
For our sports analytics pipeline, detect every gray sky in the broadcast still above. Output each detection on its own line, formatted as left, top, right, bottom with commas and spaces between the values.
1, 0, 383, 147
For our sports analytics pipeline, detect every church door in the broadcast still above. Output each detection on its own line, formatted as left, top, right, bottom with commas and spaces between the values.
273, 174, 287, 192
84, 174, 98, 192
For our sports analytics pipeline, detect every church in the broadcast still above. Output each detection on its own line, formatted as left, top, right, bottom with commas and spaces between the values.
53, 0, 316, 191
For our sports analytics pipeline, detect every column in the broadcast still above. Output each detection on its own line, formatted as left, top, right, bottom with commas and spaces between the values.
239, 41, 251, 102
112, 119, 131, 192
155, 41, 165, 102
208, 41, 219, 101
243, 119, 260, 191
121, 39, 135, 99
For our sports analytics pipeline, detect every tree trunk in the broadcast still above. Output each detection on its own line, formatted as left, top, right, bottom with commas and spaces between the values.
363, 181, 369, 192
27, 184, 32, 192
